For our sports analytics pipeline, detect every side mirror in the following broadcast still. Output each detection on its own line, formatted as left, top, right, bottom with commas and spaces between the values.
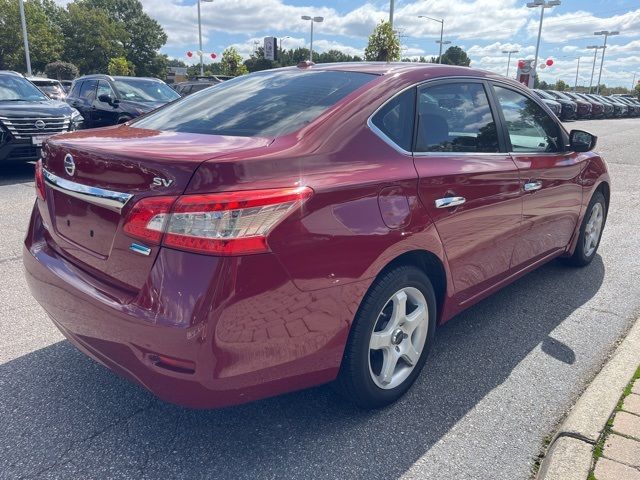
98, 93, 118, 106
569, 129, 597, 152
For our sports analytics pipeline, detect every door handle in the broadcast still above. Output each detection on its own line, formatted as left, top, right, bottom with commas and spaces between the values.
523, 181, 542, 192
435, 196, 466, 208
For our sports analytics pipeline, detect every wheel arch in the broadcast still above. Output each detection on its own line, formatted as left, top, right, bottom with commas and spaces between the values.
374, 249, 448, 324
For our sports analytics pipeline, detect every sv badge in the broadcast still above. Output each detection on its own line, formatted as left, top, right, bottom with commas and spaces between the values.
152, 177, 174, 187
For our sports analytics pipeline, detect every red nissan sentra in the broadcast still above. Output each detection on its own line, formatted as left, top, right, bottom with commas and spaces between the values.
24, 63, 609, 409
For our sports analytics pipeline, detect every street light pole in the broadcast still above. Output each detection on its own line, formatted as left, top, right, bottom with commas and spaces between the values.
389, 0, 395, 29
279, 36, 290, 60
301, 16, 324, 62
502, 49, 519, 77
18, 0, 31, 76
418, 16, 445, 63
587, 45, 602, 94
594, 30, 619, 94
196, 0, 213, 76
526, 1, 561, 79
574, 56, 580, 91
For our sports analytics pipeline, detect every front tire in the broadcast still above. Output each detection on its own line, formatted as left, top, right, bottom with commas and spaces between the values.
563, 190, 606, 267
336, 265, 436, 409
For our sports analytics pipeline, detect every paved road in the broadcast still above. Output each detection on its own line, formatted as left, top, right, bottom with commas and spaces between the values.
1, 118, 639, 480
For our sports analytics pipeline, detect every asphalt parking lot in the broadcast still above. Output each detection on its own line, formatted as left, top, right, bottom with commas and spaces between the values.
1, 118, 639, 480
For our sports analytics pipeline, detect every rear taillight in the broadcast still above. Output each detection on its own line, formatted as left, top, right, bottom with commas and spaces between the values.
123, 196, 176, 244
35, 160, 45, 200
123, 187, 313, 255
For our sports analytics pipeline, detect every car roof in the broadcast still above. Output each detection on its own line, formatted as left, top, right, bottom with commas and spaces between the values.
75, 74, 163, 82
293, 61, 477, 76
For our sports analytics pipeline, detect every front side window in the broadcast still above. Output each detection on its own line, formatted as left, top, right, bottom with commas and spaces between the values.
134, 70, 375, 137
97, 80, 116, 101
370, 87, 415, 152
68, 81, 82, 98
0, 75, 48, 102
493, 85, 561, 153
113, 79, 180, 103
415, 82, 499, 153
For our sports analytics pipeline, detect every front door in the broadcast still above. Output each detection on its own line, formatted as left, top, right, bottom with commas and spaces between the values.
413, 80, 522, 304
490, 84, 584, 266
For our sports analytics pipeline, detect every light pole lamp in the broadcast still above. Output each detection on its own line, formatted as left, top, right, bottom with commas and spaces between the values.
502, 49, 519, 77
18, 0, 31, 75
301, 16, 323, 62
279, 35, 291, 58
196, 0, 214, 76
594, 30, 619, 94
526, 0, 561, 77
587, 45, 604, 94
418, 15, 446, 63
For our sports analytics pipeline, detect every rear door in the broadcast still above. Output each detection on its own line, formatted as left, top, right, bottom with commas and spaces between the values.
489, 83, 584, 266
412, 80, 523, 303
74, 79, 98, 127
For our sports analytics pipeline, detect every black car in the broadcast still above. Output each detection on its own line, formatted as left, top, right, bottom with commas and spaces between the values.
616, 97, 640, 117
0, 71, 83, 162
173, 75, 233, 96
585, 94, 614, 118
545, 90, 579, 120
66, 74, 180, 128
531, 89, 562, 117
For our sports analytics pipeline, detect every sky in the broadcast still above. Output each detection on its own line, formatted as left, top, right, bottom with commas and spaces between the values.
64, 0, 640, 88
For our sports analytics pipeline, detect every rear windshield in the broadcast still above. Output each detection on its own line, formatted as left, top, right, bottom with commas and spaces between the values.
133, 70, 375, 137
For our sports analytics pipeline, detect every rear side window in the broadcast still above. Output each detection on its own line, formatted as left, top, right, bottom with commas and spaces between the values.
415, 82, 499, 153
79, 80, 97, 101
68, 81, 82, 98
493, 86, 561, 153
133, 70, 375, 137
370, 88, 416, 152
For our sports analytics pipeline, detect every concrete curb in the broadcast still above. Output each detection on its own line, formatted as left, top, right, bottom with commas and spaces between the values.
537, 318, 640, 480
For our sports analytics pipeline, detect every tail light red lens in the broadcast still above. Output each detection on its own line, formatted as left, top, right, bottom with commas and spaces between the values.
123, 186, 313, 255
35, 160, 45, 200
123, 196, 176, 244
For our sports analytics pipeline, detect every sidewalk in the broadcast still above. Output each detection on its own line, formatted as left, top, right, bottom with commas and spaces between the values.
537, 318, 640, 480
591, 367, 640, 479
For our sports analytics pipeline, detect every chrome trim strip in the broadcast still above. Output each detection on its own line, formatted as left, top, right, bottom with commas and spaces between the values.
42, 168, 133, 212
366, 117, 413, 156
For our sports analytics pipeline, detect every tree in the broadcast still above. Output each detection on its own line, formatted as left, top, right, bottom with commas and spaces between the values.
45, 61, 79, 80
108, 56, 133, 75
82, 0, 167, 77
364, 21, 400, 62
437, 46, 471, 66
635, 82, 640, 99
220, 47, 248, 76
61, 3, 126, 73
0, 0, 64, 72
554, 79, 569, 91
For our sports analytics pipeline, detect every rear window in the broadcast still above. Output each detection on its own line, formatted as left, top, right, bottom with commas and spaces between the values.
133, 70, 375, 137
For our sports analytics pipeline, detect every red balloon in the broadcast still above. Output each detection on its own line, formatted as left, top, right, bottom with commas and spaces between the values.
546, 58, 554, 66
210, 53, 217, 59
517, 60, 525, 69
186, 51, 193, 58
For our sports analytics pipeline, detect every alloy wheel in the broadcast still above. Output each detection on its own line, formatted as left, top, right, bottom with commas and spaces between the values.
583, 202, 604, 258
368, 287, 429, 390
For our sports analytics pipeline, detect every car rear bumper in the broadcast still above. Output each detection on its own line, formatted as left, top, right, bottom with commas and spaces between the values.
24, 204, 361, 409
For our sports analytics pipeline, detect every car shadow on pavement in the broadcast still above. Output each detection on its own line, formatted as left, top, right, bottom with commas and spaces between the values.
0, 256, 605, 479
0, 162, 35, 187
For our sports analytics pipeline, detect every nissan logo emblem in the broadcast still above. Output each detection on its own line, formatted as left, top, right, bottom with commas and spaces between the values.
63, 154, 76, 176
34, 120, 46, 130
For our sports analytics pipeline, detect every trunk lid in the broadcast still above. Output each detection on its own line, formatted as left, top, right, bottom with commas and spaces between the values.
41, 125, 272, 290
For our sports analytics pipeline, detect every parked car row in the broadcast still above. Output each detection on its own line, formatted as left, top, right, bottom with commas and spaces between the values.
172, 75, 233, 96
532, 89, 640, 120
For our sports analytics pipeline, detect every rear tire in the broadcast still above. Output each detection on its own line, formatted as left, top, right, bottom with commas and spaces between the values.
335, 265, 436, 409
562, 190, 606, 267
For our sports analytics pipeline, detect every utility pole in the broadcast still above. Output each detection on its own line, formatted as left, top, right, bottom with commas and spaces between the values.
502, 49, 519, 77
594, 30, 619, 94
18, 0, 31, 76
389, 0, 395, 29
526, 1, 561, 80
587, 45, 603, 94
